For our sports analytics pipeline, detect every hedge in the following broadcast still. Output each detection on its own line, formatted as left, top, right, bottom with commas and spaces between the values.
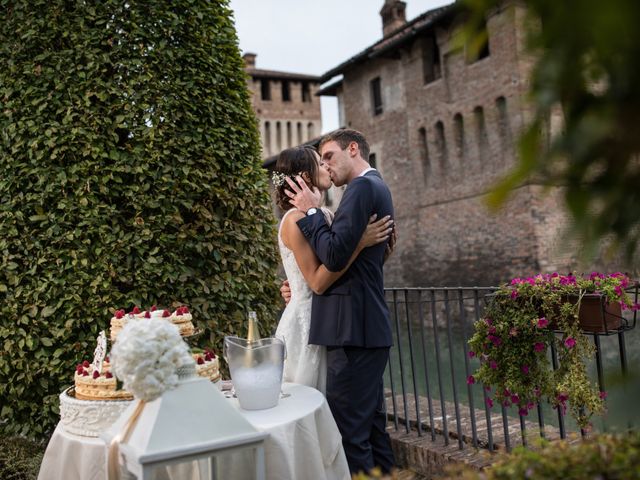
0, 0, 280, 437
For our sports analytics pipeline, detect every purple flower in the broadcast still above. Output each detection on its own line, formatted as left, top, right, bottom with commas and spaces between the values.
468, 350, 476, 358
557, 393, 569, 403
502, 400, 511, 407
534, 342, 546, 352
489, 335, 502, 347
521, 365, 530, 375
467, 375, 476, 385
564, 337, 576, 349
510, 394, 520, 404
599, 391, 607, 400
484, 385, 492, 392
537, 317, 549, 328
518, 407, 529, 417
527, 402, 535, 410
489, 360, 498, 370
486, 397, 494, 408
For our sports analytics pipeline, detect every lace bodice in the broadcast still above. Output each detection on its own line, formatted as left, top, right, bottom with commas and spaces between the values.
277, 208, 333, 301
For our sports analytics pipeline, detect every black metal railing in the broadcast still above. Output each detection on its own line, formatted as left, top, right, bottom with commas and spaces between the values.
383, 285, 639, 452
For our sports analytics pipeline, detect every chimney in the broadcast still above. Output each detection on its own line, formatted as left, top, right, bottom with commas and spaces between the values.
380, 0, 407, 37
242, 52, 256, 69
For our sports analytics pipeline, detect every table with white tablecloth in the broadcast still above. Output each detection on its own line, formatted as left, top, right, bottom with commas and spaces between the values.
38, 382, 349, 480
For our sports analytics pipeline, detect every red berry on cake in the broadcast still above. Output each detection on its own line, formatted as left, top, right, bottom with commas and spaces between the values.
182, 306, 189, 313
82, 360, 90, 368
92, 370, 100, 379
76, 365, 84, 374
150, 305, 157, 312
144, 311, 151, 318
115, 310, 125, 319
196, 356, 204, 365
82, 370, 89, 376
105, 371, 113, 379
132, 306, 141, 314
162, 309, 170, 318
105, 356, 110, 362
175, 307, 183, 316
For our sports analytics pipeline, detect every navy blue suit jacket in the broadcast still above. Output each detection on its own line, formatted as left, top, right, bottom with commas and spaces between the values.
297, 170, 394, 348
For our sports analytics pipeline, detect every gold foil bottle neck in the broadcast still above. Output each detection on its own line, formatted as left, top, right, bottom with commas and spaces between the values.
247, 311, 260, 345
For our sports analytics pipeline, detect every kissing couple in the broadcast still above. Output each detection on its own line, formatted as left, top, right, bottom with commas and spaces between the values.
272, 129, 396, 476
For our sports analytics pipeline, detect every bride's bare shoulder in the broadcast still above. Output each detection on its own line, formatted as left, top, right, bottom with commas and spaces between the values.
280, 209, 305, 239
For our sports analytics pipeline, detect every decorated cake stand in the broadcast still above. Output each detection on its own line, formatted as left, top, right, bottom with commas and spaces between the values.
59, 387, 134, 437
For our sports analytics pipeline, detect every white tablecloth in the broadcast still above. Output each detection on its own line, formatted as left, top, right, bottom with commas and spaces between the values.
38, 383, 349, 480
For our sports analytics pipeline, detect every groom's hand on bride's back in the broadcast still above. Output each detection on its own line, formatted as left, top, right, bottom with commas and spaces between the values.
280, 279, 291, 305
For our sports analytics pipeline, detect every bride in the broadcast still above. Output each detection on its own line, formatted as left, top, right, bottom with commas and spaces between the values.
272, 146, 393, 393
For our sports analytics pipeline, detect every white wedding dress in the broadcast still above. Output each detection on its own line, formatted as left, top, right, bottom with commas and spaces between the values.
275, 208, 330, 394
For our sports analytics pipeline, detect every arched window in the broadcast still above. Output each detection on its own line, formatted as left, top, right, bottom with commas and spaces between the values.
297, 122, 303, 143
264, 121, 271, 156
276, 121, 282, 152
418, 127, 430, 183
474, 106, 488, 163
307, 122, 315, 140
286, 121, 292, 148
453, 113, 465, 164
495, 96, 511, 155
434, 121, 448, 171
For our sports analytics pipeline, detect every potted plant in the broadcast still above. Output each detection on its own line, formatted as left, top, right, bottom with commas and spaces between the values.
468, 272, 638, 429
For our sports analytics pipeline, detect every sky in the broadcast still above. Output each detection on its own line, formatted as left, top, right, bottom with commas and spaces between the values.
228, 0, 451, 132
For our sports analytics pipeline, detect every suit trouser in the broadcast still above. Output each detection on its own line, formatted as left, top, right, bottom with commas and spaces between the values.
326, 346, 395, 475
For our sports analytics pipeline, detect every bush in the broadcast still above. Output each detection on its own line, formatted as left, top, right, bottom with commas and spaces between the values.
447, 432, 640, 479
0, 435, 45, 480
0, 0, 280, 437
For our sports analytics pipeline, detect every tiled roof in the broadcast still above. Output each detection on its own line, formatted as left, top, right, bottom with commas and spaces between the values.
320, 3, 457, 83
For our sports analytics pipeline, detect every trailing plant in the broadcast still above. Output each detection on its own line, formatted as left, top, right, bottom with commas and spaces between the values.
468, 272, 638, 429
0, 0, 280, 437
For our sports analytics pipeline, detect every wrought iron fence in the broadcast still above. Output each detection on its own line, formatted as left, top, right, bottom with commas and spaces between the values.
383, 285, 639, 452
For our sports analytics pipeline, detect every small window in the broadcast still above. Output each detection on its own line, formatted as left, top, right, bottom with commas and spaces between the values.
370, 77, 383, 116
264, 121, 271, 155
302, 82, 311, 102
307, 122, 315, 140
282, 80, 291, 102
418, 127, 430, 183
467, 24, 490, 63
474, 106, 488, 162
297, 122, 303, 143
260, 79, 271, 101
369, 153, 377, 169
276, 121, 282, 152
422, 36, 441, 84
453, 113, 465, 163
286, 122, 292, 148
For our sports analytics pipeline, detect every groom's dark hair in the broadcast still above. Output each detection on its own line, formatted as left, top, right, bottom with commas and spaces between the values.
319, 128, 370, 160
274, 146, 320, 211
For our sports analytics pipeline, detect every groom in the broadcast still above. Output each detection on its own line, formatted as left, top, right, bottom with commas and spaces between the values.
285, 129, 395, 475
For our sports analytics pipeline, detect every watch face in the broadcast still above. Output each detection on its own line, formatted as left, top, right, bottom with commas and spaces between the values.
307, 208, 317, 216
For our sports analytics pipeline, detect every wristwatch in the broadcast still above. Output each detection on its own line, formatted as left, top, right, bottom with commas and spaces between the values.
305, 208, 318, 216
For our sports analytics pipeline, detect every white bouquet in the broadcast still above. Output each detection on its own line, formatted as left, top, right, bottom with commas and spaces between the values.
111, 318, 194, 401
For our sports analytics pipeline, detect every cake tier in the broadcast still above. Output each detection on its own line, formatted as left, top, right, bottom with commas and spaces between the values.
193, 353, 220, 382
59, 387, 133, 437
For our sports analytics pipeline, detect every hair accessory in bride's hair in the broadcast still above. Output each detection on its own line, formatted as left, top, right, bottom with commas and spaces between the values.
271, 171, 301, 188
271, 171, 287, 187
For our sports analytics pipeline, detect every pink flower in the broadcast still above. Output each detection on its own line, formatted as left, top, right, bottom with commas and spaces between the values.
510, 290, 518, 299
534, 342, 546, 352
489, 360, 498, 369
537, 317, 549, 328
599, 391, 607, 400
489, 335, 502, 347
467, 375, 476, 385
534, 387, 541, 397
521, 365, 530, 375
484, 385, 492, 392
510, 394, 520, 404
527, 402, 535, 410
468, 350, 476, 358
557, 393, 569, 403
502, 400, 511, 407
564, 337, 576, 349
518, 408, 529, 417
486, 397, 494, 408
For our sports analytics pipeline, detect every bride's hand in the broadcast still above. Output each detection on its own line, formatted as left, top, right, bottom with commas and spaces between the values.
359, 214, 393, 249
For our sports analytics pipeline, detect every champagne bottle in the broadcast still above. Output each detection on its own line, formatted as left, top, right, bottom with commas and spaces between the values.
247, 310, 261, 345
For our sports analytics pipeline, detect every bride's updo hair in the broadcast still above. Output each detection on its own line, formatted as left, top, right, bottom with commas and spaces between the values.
274, 146, 320, 211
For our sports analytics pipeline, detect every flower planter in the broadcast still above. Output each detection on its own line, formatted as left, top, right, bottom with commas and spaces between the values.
568, 294, 622, 333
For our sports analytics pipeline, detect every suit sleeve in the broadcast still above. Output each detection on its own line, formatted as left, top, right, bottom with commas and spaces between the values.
296, 178, 374, 272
